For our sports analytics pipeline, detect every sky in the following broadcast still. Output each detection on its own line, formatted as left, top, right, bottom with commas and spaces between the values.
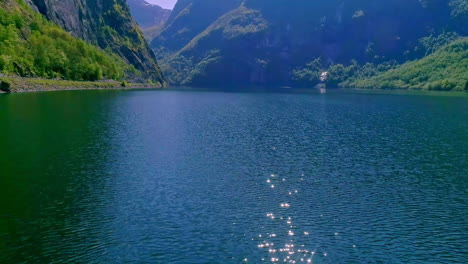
146, 0, 177, 9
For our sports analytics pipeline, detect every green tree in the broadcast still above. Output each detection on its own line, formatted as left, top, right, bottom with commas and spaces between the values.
292, 58, 324, 86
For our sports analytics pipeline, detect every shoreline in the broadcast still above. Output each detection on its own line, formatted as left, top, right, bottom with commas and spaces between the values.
1, 78, 465, 96
0, 77, 165, 93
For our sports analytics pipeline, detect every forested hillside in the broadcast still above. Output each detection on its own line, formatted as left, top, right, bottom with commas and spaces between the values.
0, 0, 129, 82
151, 0, 467, 89
347, 38, 468, 91
24, 0, 164, 84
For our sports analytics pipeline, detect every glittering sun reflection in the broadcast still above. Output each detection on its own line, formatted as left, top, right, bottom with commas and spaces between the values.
247, 172, 330, 263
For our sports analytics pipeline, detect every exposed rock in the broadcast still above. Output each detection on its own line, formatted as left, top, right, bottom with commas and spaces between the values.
28, 0, 165, 84
0, 80, 11, 93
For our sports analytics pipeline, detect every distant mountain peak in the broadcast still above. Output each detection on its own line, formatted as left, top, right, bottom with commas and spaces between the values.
127, 0, 171, 29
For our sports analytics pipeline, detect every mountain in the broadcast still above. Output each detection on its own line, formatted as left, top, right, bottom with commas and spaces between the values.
153, 0, 243, 52
127, 0, 171, 41
0, 0, 131, 83
127, 0, 170, 28
152, 0, 467, 88
24, 0, 164, 84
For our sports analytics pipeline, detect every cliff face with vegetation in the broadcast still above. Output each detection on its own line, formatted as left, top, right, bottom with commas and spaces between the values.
25, 0, 164, 83
152, 0, 467, 89
0, 0, 132, 84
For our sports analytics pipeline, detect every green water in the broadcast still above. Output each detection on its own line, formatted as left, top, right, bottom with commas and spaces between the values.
0, 89, 467, 263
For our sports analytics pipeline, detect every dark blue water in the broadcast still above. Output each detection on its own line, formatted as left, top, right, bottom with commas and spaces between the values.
0, 89, 467, 263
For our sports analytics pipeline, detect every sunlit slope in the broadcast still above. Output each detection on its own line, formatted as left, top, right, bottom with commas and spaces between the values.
349, 38, 468, 91
0, 0, 132, 81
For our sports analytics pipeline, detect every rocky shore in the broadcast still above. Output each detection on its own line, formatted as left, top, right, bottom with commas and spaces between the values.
0, 77, 164, 93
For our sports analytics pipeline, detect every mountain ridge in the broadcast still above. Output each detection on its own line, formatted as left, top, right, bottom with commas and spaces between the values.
152, 0, 467, 88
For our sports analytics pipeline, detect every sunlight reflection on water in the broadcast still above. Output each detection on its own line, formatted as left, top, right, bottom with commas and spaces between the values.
251, 172, 331, 263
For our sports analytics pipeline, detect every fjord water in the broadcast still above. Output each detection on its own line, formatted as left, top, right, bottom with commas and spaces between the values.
0, 89, 466, 264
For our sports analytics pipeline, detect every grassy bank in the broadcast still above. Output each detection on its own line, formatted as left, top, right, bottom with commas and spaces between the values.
0, 77, 162, 93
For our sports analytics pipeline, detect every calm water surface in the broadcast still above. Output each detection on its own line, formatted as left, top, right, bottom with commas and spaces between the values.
0, 89, 467, 263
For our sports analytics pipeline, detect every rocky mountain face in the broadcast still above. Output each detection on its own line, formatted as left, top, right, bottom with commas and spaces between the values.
26, 0, 164, 83
127, 0, 170, 29
152, 0, 467, 86
153, 0, 243, 52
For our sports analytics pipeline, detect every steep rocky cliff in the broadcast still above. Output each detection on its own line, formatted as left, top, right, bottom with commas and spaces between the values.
152, 0, 467, 87
26, 0, 164, 83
